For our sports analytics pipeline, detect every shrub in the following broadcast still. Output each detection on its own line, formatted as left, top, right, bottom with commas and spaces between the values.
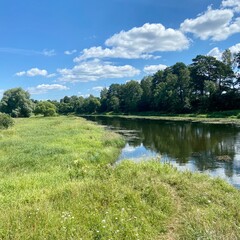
0, 113, 14, 129
34, 101, 57, 117
237, 113, 240, 119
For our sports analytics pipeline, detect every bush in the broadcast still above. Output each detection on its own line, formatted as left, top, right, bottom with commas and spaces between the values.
237, 113, 240, 119
34, 101, 57, 117
0, 113, 14, 129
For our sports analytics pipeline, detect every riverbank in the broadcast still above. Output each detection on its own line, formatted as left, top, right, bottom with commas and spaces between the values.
0, 116, 239, 239
83, 110, 240, 125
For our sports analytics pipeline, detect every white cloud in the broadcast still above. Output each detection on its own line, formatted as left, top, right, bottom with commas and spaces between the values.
0, 48, 56, 57
181, 7, 240, 41
92, 86, 104, 92
16, 68, 48, 77
222, 0, 240, 12
42, 49, 56, 57
74, 23, 189, 61
207, 47, 223, 60
15, 68, 56, 78
16, 71, 26, 77
143, 64, 168, 74
0, 89, 4, 99
58, 59, 140, 83
64, 49, 77, 55
229, 42, 240, 53
46, 73, 57, 78
28, 84, 69, 95
207, 43, 240, 59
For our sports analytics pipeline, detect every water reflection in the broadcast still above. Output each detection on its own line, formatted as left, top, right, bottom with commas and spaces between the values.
84, 116, 240, 188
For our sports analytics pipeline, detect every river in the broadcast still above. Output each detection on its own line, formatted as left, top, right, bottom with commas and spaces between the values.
84, 116, 240, 188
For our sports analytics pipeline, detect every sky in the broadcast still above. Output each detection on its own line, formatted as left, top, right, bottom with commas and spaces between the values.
0, 0, 240, 100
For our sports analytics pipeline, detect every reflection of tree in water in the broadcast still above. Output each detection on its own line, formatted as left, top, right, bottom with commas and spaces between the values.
85, 116, 240, 173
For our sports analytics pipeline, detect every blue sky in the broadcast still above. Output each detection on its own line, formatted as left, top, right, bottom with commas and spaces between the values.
0, 0, 240, 100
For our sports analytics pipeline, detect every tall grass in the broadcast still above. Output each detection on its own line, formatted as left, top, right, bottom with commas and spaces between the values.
0, 116, 239, 239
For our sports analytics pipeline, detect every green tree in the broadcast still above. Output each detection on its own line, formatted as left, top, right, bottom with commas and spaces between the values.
153, 71, 179, 112
33, 101, 57, 117
171, 62, 191, 112
106, 84, 123, 111
99, 88, 108, 112
122, 81, 143, 112
140, 76, 153, 111
82, 95, 100, 113
108, 96, 120, 112
0, 88, 34, 117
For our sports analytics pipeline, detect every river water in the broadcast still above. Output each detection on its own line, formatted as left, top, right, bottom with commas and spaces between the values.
84, 116, 240, 188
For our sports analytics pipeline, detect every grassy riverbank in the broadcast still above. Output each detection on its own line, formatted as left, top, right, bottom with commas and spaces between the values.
0, 116, 239, 239
87, 110, 240, 125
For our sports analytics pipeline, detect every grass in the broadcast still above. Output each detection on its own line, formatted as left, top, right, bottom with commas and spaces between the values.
89, 110, 240, 125
0, 116, 239, 239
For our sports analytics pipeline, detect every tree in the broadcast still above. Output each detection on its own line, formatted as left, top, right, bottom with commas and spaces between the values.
99, 88, 108, 112
122, 81, 143, 112
171, 62, 191, 112
222, 49, 232, 67
108, 96, 120, 112
82, 95, 100, 113
33, 101, 57, 117
235, 52, 240, 86
0, 88, 34, 117
153, 71, 179, 112
106, 84, 123, 111
140, 76, 153, 111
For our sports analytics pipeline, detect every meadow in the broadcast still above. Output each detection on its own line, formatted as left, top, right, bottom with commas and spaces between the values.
0, 116, 239, 239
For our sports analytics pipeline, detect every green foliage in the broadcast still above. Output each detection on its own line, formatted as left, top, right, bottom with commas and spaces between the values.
0, 116, 239, 239
82, 95, 101, 113
2, 51, 239, 117
237, 113, 240, 119
34, 101, 57, 116
0, 113, 14, 129
0, 88, 34, 117
122, 80, 143, 112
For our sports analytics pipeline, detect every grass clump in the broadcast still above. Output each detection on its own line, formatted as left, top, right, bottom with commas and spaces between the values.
0, 113, 14, 129
0, 116, 239, 239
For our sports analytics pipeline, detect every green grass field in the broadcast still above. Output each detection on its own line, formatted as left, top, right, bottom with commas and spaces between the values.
0, 116, 239, 239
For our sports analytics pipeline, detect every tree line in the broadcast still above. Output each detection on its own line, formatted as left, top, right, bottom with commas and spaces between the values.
0, 51, 240, 117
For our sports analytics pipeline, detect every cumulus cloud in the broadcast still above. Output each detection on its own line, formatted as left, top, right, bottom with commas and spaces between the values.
229, 42, 240, 53
207, 43, 240, 60
0, 89, 4, 99
42, 49, 56, 56
64, 49, 77, 55
222, 0, 240, 12
15, 68, 56, 78
181, 7, 240, 41
92, 86, 104, 92
57, 59, 140, 83
207, 47, 223, 60
74, 23, 189, 61
28, 84, 69, 95
143, 64, 168, 75
16, 68, 48, 77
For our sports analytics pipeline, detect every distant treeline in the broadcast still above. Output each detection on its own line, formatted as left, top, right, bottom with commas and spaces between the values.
0, 51, 240, 117
52, 52, 240, 114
